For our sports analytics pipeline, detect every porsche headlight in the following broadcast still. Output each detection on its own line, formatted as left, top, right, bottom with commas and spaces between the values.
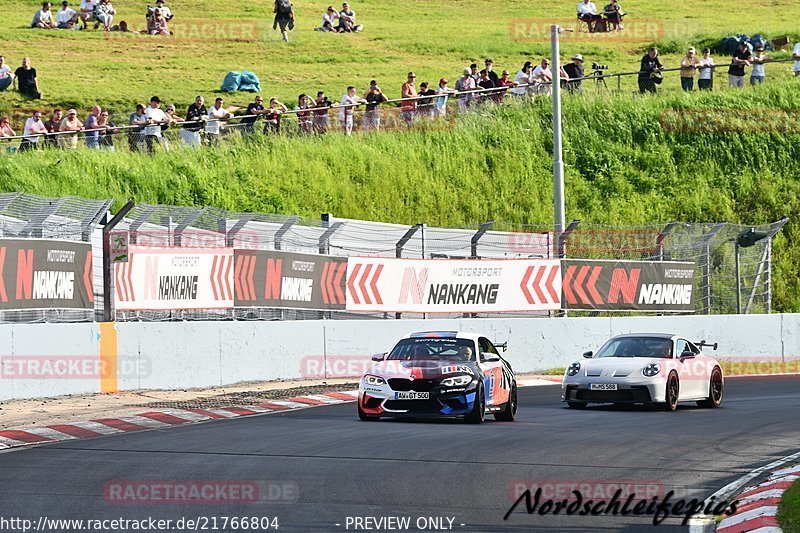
642, 363, 661, 377
566, 362, 581, 376
363, 375, 386, 386
442, 375, 473, 387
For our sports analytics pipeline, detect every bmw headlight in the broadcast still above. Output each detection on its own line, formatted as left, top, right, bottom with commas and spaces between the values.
363, 375, 386, 386
566, 362, 581, 376
441, 375, 473, 387
642, 363, 661, 377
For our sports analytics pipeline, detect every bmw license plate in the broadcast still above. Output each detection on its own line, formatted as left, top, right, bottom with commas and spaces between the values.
394, 391, 430, 400
590, 383, 618, 391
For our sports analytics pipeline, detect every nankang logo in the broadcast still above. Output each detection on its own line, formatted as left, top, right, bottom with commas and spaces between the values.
638, 284, 692, 305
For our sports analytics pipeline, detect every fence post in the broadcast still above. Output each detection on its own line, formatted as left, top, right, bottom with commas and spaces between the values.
698, 223, 725, 315
655, 221, 679, 261
394, 224, 423, 319
173, 207, 206, 248
274, 216, 298, 251
82, 200, 113, 242
128, 204, 158, 245
19, 198, 66, 238
470, 220, 494, 258
102, 200, 135, 322
224, 214, 254, 248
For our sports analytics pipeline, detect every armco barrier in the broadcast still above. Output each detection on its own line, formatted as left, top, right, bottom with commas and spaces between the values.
1, 314, 798, 401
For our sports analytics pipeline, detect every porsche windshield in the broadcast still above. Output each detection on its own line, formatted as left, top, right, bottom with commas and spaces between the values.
387, 338, 476, 362
595, 337, 673, 359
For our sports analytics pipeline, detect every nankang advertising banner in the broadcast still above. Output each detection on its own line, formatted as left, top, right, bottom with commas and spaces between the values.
234, 250, 347, 310
345, 258, 562, 313
114, 246, 234, 310
561, 259, 696, 312
0, 238, 93, 310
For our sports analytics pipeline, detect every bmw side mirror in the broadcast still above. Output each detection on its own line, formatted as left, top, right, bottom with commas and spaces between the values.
680, 350, 695, 359
371, 353, 386, 362
582, 351, 593, 358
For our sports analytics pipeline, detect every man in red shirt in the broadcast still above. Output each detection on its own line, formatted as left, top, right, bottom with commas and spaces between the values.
401, 71, 417, 125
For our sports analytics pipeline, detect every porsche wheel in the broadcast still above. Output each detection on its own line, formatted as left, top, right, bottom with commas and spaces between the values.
663, 372, 679, 412
465, 383, 485, 424
494, 384, 517, 422
697, 367, 723, 408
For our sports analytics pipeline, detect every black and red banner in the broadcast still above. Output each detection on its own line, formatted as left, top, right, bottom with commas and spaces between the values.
561, 259, 695, 312
0, 238, 93, 310
234, 250, 347, 310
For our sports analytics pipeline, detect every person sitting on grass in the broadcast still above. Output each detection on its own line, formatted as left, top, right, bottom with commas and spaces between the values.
13, 57, 41, 99
79, 0, 97, 30
337, 2, 362, 32
0, 117, 16, 138
32, 2, 56, 29
315, 6, 339, 32
94, 0, 116, 32
603, 0, 624, 30
155, 0, 173, 21
147, 8, 168, 35
56, 1, 79, 28
0, 56, 13, 92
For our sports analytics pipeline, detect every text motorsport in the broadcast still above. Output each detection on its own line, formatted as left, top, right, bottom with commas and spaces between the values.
504, 487, 739, 526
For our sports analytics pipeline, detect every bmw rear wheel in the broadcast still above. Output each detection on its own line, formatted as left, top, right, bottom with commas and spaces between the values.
494, 384, 517, 422
465, 383, 485, 424
663, 373, 679, 412
697, 367, 723, 408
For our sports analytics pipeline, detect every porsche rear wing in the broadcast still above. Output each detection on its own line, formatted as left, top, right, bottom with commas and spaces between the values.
494, 341, 508, 352
697, 340, 718, 351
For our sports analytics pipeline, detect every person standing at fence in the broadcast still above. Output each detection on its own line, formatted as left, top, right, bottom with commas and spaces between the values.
182, 96, 206, 146
697, 48, 714, 91
128, 103, 147, 152
0, 117, 15, 138
363, 85, 387, 131
43, 108, 61, 147
484, 59, 499, 85
728, 41, 751, 89
273, 0, 294, 42
679, 47, 700, 91
434, 78, 455, 117
401, 72, 417, 125
20, 110, 48, 151
338, 86, 365, 135
58, 109, 83, 149
264, 98, 288, 134
563, 54, 584, 93
476, 71, 495, 103
512, 62, 533, 97
313, 91, 333, 133
750, 46, 769, 85
241, 95, 266, 135
295, 94, 314, 134
638, 47, 663, 94
84, 105, 101, 149
417, 82, 437, 117
205, 97, 232, 145
495, 70, 516, 103
96, 109, 116, 151
144, 96, 170, 154
455, 67, 476, 111
13, 58, 41, 99
532, 58, 553, 95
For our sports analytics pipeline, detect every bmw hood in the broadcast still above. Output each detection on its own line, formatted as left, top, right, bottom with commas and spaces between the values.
579, 358, 659, 378
368, 360, 476, 379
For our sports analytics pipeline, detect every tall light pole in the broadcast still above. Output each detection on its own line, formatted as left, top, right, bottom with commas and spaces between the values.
551, 24, 571, 255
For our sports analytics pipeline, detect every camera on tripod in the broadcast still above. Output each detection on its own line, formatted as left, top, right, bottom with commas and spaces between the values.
592, 62, 609, 70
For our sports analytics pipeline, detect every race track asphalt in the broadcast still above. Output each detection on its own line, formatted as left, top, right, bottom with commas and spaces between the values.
1, 376, 798, 533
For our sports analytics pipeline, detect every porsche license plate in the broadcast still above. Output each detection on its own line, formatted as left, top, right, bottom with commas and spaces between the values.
590, 383, 618, 391
394, 391, 430, 400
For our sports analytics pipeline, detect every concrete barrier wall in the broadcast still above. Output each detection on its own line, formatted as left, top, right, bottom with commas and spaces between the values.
1, 315, 798, 401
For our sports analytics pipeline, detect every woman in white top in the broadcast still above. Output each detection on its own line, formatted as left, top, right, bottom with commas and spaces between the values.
94, 0, 115, 31
454, 67, 476, 111
750, 46, 768, 85
697, 48, 714, 91
512, 62, 533, 96
205, 98, 232, 144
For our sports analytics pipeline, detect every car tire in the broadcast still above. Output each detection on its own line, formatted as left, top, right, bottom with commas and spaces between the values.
465, 382, 485, 424
663, 372, 679, 412
494, 384, 517, 422
697, 367, 723, 408
567, 401, 587, 409
357, 402, 379, 421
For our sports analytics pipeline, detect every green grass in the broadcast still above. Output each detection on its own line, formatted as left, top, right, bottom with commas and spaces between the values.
779, 475, 800, 533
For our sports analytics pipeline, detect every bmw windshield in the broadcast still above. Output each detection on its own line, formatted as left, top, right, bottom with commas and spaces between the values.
387, 338, 476, 362
595, 337, 673, 359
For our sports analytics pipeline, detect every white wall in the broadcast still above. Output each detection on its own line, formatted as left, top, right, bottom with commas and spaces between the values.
1, 314, 798, 401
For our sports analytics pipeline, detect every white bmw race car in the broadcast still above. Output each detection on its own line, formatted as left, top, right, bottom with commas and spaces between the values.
561, 333, 723, 411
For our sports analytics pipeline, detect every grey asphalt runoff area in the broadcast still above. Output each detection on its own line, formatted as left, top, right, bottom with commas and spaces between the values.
0, 376, 798, 532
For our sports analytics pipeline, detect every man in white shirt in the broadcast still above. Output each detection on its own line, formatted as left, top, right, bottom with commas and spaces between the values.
532, 58, 553, 95
577, 0, 601, 32
79, 0, 96, 29
21, 110, 48, 151
338, 86, 366, 135
205, 97, 232, 145
56, 1, 78, 28
155, 0, 173, 20
794, 42, 800, 76
32, 2, 56, 28
0, 56, 13, 92
144, 96, 170, 154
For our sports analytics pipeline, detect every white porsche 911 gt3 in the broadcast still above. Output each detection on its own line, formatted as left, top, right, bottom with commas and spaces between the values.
561, 333, 723, 411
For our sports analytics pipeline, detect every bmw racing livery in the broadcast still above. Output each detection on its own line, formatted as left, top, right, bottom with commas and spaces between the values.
358, 331, 517, 423
561, 333, 724, 411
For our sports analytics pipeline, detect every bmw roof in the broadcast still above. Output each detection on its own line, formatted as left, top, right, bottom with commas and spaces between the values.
405, 331, 482, 341
611, 333, 679, 340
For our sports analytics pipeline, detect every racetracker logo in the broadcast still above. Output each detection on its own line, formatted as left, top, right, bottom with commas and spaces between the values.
104, 20, 264, 42
301, 355, 373, 379
508, 19, 701, 43
0, 355, 150, 379
103, 480, 298, 505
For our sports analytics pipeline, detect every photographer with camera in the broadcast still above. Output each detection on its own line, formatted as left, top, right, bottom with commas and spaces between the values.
638, 47, 663, 94
563, 54, 585, 93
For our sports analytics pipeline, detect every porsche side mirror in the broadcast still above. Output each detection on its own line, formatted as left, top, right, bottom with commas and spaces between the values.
371, 353, 386, 362
582, 351, 594, 358
482, 353, 501, 363
680, 351, 695, 359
